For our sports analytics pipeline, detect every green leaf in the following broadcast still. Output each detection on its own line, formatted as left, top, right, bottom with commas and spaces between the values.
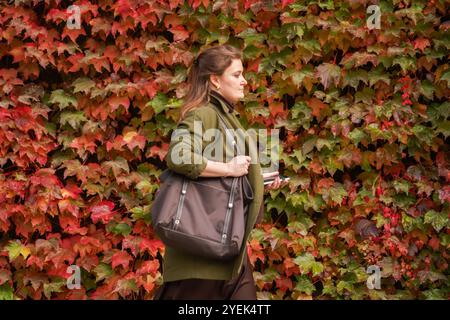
419, 80, 435, 100
146, 92, 169, 115
439, 233, 450, 246
72, 78, 96, 93
267, 197, 286, 214
422, 288, 447, 300
293, 253, 324, 276
368, 66, 391, 86
113, 278, 138, 298
294, 275, 315, 295
302, 137, 317, 155
393, 56, 416, 72
284, 66, 314, 87
94, 263, 113, 282
59, 111, 87, 129
392, 194, 416, 210
112, 223, 132, 236
401, 214, 425, 232
321, 281, 337, 296
331, 184, 348, 205
343, 69, 369, 89
236, 28, 266, 45
102, 157, 130, 178
43, 280, 65, 299
260, 269, 278, 282
5, 241, 30, 261
436, 121, 450, 138
355, 87, 375, 104
135, 179, 158, 195
0, 283, 14, 300
130, 206, 152, 224
316, 138, 334, 151
49, 90, 78, 109
412, 124, 434, 145
287, 215, 315, 236
392, 179, 411, 194
424, 210, 448, 232
439, 69, 450, 85
348, 128, 368, 146
353, 188, 373, 206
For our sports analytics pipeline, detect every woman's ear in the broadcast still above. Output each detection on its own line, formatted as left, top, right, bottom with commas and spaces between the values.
209, 74, 220, 90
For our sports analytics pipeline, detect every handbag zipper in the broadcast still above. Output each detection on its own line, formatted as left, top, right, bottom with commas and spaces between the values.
173, 179, 189, 231
221, 177, 239, 244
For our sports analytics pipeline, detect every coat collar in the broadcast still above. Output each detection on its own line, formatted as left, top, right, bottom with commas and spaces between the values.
208, 90, 239, 115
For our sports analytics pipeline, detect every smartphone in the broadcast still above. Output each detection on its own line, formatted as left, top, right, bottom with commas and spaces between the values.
263, 175, 290, 185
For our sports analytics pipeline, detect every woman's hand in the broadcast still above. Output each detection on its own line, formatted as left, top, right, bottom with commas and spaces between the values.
263, 171, 289, 191
225, 155, 251, 177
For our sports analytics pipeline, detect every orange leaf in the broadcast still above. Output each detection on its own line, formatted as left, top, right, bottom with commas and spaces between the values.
307, 97, 328, 119
247, 58, 260, 73
317, 178, 335, 192
269, 102, 284, 117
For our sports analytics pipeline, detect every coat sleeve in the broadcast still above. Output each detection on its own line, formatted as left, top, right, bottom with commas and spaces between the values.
164, 110, 209, 180
255, 201, 265, 225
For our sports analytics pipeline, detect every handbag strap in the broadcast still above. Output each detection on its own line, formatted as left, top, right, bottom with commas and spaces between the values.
215, 109, 243, 157
214, 110, 246, 243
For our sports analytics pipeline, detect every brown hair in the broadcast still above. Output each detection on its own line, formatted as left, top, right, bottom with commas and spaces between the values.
179, 44, 243, 122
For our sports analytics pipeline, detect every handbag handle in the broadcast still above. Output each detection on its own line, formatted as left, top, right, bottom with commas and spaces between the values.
215, 110, 242, 157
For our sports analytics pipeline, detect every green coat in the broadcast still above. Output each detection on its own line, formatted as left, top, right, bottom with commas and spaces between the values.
162, 94, 264, 282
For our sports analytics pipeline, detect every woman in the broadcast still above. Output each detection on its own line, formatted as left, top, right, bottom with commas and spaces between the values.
154, 44, 286, 300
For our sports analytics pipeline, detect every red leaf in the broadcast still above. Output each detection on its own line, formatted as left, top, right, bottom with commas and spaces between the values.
139, 238, 162, 256
275, 277, 293, 292
90, 201, 116, 224
62, 27, 87, 43
109, 96, 130, 113
12, 106, 35, 132
136, 260, 159, 276
268, 102, 284, 118
61, 182, 83, 200
413, 38, 430, 53
281, 0, 295, 9
168, 0, 185, 10
169, 25, 189, 42
111, 251, 132, 269
247, 58, 260, 73
147, 143, 169, 161
428, 237, 440, 251
123, 131, 146, 151
106, 135, 126, 152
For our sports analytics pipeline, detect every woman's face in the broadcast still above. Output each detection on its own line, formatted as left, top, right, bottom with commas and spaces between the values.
210, 59, 247, 104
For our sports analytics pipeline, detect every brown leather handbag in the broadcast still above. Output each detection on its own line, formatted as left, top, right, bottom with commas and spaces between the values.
151, 111, 253, 260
